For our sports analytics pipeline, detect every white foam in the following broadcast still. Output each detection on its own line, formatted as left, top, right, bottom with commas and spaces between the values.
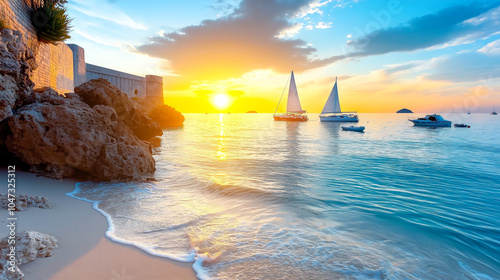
66, 182, 211, 280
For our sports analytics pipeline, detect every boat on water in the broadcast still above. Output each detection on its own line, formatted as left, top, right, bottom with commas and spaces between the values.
274, 71, 308, 122
342, 126, 365, 132
492, 106, 498, 115
319, 77, 358, 122
454, 124, 470, 128
409, 114, 451, 127
467, 108, 471, 115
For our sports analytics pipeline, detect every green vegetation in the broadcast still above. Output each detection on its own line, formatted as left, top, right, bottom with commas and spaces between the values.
31, 0, 71, 44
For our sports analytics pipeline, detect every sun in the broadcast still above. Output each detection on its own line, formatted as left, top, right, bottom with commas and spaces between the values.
211, 93, 230, 110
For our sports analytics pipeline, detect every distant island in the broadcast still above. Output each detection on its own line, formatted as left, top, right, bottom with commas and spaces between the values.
246, 111, 258, 113
397, 108, 413, 113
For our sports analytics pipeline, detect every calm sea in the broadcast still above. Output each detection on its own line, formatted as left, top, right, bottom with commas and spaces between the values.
69, 113, 500, 280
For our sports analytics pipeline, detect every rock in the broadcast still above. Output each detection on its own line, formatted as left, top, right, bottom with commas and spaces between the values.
6, 87, 155, 180
0, 29, 36, 123
148, 136, 162, 148
74, 79, 163, 140
0, 193, 52, 211
148, 104, 185, 128
396, 108, 413, 113
0, 231, 57, 280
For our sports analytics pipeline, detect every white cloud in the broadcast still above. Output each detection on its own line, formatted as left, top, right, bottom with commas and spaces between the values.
298, 0, 332, 17
306, 25, 314, 30
315, 22, 332, 29
478, 39, 500, 55
69, 0, 147, 30
346, 34, 352, 38
276, 23, 304, 38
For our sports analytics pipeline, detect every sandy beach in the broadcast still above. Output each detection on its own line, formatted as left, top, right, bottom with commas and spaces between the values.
0, 168, 197, 280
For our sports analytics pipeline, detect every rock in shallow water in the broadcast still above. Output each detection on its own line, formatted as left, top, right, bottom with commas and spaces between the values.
6, 88, 155, 180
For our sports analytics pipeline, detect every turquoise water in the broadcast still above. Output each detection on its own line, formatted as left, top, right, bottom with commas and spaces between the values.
70, 113, 500, 279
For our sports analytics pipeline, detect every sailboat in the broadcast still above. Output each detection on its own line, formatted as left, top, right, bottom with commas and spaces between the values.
319, 77, 358, 122
467, 108, 471, 115
492, 105, 498, 115
274, 71, 308, 121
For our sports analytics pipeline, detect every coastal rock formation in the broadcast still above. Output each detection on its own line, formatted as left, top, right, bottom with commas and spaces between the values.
74, 79, 163, 140
6, 87, 155, 180
396, 108, 413, 113
0, 231, 58, 280
148, 104, 185, 128
0, 29, 36, 124
133, 98, 185, 128
0, 194, 52, 211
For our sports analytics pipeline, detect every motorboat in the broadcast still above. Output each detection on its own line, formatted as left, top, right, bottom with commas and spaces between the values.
274, 71, 308, 122
454, 124, 470, 128
341, 126, 365, 132
409, 114, 451, 127
319, 77, 359, 122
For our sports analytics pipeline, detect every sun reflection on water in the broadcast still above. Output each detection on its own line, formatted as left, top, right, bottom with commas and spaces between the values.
217, 113, 227, 160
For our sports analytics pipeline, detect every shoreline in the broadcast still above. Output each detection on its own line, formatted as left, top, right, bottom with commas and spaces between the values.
0, 168, 197, 280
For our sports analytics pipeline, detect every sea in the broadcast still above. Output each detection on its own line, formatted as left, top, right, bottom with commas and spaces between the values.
68, 113, 500, 280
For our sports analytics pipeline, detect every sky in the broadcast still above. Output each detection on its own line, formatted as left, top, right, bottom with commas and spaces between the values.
66, 0, 500, 113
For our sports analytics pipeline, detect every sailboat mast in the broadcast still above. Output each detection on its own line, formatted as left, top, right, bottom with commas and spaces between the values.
274, 74, 291, 114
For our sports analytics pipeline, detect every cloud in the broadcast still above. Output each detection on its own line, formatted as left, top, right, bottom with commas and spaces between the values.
69, 0, 146, 30
346, 2, 500, 57
194, 90, 214, 96
425, 51, 500, 83
136, 0, 342, 89
315, 22, 332, 29
228, 90, 245, 97
276, 23, 304, 38
478, 38, 500, 54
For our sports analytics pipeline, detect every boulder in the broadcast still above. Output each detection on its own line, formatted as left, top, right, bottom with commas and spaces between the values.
5, 88, 155, 180
0, 193, 52, 211
0, 231, 57, 280
148, 104, 185, 128
74, 79, 163, 140
133, 98, 185, 128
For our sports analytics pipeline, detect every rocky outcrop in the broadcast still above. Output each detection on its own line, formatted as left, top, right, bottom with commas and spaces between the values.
5, 87, 155, 180
134, 98, 185, 128
396, 108, 413, 113
74, 79, 163, 140
148, 104, 185, 128
0, 231, 57, 280
0, 29, 37, 124
0, 194, 52, 211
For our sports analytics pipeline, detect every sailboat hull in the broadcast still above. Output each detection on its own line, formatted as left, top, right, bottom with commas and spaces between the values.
319, 114, 358, 122
274, 114, 308, 122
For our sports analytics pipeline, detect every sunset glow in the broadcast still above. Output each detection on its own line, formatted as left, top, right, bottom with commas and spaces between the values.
211, 93, 230, 111
67, 0, 500, 113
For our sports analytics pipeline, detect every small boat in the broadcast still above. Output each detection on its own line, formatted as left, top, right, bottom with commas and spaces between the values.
492, 105, 498, 115
454, 124, 470, 128
341, 126, 365, 132
409, 114, 451, 127
467, 108, 471, 115
319, 77, 358, 122
273, 71, 308, 122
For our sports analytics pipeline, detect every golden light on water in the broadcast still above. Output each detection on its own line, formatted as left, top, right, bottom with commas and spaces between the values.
217, 113, 227, 160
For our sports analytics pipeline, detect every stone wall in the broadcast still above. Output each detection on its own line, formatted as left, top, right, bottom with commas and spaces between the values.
1, 0, 74, 94
86, 64, 147, 98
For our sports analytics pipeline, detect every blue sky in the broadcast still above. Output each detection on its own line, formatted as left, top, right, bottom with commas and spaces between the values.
66, 0, 500, 113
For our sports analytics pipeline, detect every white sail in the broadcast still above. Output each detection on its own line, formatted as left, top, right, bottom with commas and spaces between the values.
286, 71, 304, 113
321, 77, 341, 114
